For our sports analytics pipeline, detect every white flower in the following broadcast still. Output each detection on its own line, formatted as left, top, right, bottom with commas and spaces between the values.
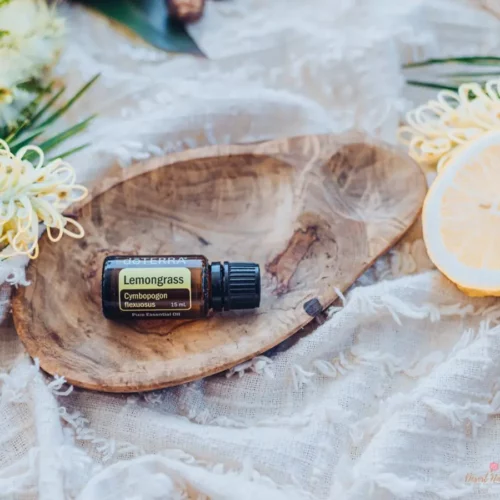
0, 140, 87, 260
398, 80, 500, 172
0, 0, 65, 128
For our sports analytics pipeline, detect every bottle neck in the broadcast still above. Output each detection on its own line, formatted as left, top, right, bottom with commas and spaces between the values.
210, 261, 261, 312
210, 262, 226, 312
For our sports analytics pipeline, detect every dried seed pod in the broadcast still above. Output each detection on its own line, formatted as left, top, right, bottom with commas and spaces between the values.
166, 0, 205, 23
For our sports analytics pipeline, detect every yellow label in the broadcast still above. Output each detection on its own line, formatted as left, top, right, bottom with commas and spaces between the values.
118, 267, 191, 312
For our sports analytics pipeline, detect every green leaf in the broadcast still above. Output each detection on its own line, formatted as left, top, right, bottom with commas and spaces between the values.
16, 78, 46, 94
4, 82, 55, 143
9, 125, 52, 151
47, 143, 91, 161
405, 56, 500, 68
36, 74, 99, 128
29, 115, 96, 156
27, 85, 65, 127
441, 71, 500, 79
8, 75, 98, 152
79, 0, 203, 55
406, 80, 459, 91
9, 113, 95, 155
2, 75, 99, 161
14, 116, 95, 163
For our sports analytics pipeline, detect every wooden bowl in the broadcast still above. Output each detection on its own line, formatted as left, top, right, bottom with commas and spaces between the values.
12, 134, 426, 392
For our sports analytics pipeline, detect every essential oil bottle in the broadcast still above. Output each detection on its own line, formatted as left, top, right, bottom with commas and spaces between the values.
101, 255, 261, 320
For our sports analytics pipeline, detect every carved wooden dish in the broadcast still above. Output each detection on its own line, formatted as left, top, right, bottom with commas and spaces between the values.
12, 134, 427, 392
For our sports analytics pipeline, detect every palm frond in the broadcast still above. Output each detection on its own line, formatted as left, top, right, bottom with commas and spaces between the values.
36, 74, 100, 129
405, 80, 459, 91
405, 56, 500, 68
47, 143, 91, 161
5, 85, 65, 143
441, 71, 500, 78
35, 115, 96, 155
3, 74, 100, 162
404, 56, 500, 89
79, 0, 203, 55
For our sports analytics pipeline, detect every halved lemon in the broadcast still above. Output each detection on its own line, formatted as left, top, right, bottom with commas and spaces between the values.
423, 130, 500, 297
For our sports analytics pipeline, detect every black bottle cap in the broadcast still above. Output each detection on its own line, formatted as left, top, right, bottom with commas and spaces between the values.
210, 261, 261, 312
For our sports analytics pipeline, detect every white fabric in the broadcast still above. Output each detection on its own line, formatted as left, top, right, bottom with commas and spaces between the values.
2, 1, 500, 498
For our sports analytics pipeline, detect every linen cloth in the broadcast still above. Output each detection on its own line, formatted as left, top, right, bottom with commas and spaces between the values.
2, 1, 500, 498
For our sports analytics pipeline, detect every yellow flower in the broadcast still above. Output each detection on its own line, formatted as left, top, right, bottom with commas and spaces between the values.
0, 140, 88, 260
0, 87, 13, 104
398, 80, 500, 172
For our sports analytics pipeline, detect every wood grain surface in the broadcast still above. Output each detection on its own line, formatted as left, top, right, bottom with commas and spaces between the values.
12, 134, 427, 392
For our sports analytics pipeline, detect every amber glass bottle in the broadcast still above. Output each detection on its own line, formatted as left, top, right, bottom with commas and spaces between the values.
102, 255, 260, 320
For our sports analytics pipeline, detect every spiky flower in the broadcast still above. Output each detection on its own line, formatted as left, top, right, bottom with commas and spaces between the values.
0, 140, 87, 259
398, 79, 500, 172
0, 0, 65, 128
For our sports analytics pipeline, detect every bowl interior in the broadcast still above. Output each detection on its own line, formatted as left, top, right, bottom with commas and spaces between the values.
12, 137, 426, 391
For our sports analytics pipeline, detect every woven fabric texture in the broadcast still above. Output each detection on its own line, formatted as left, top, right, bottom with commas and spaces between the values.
2, 1, 500, 498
